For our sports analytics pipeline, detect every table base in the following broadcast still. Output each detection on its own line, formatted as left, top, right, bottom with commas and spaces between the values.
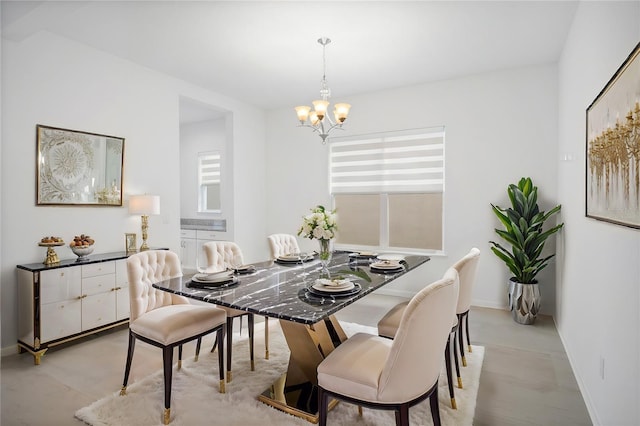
258, 316, 347, 423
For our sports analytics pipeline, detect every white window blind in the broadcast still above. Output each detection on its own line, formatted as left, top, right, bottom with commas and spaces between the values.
198, 153, 221, 185
330, 127, 445, 252
330, 127, 444, 194
198, 152, 221, 212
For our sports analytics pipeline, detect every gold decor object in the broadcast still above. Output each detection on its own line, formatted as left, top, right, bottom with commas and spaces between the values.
294, 37, 351, 144
125, 233, 137, 254
38, 236, 64, 265
129, 195, 160, 251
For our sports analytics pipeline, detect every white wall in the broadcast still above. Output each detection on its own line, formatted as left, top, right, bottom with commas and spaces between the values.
266, 64, 559, 308
180, 117, 229, 220
557, 2, 640, 425
1, 32, 267, 352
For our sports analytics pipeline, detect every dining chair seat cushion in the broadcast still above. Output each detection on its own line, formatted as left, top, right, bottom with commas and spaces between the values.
130, 304, 226, 346
317, 332, 392, 402
377, 301, 409, 339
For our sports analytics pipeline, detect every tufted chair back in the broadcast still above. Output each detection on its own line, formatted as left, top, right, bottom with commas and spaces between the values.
377, 267, 459, 402
127, 250, 190, 322
203, 241, 244, 272
267, 234, 300, 259
452, 247, 480, 314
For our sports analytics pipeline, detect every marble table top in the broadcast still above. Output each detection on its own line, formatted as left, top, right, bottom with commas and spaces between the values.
153, 250, 430, 325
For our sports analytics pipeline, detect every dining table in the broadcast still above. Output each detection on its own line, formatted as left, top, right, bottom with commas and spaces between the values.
152, 249, 430, 423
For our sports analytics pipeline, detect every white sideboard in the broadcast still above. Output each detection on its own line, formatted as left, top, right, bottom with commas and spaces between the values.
180, 229, 230, 271
17, 251, 132, 364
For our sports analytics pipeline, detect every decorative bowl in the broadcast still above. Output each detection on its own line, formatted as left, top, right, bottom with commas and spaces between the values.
70, 245, 94, 259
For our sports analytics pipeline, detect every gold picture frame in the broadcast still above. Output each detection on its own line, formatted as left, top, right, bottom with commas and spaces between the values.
125, 233, 137, 254
586, 41, 640, 228
36, 125, 125, 206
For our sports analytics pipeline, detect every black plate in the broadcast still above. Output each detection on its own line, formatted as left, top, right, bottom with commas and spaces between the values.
275, 257, 314, 265
233, 266, 256, 274
370, 266, 405, 274
188, 276, 238, 288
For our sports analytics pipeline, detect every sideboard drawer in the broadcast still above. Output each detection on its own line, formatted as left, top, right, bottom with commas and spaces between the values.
82, 262, 115, 278
83, 274, 116, 295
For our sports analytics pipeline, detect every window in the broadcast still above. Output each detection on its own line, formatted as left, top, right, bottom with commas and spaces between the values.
330, 127, 444, 253
198, 151, 221, 212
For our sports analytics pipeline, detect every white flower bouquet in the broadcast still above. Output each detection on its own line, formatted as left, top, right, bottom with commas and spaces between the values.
297, 205, 337, 241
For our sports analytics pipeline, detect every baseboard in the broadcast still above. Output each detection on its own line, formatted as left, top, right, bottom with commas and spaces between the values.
2, 344, 20, 357
470, 298, 507, 310
554, 317, 599, 425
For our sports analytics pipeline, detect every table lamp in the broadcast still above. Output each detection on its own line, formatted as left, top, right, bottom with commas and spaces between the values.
129, 195, 160, 251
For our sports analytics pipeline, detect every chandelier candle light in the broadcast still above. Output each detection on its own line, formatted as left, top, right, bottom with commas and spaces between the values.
129, 194, 160, 251
294, 38, 351, 144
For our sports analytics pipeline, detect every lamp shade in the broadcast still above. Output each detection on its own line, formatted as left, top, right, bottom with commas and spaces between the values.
129, 195, 160, 215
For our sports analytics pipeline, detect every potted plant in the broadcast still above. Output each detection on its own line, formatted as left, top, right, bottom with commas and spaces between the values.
490, 177, 564, 324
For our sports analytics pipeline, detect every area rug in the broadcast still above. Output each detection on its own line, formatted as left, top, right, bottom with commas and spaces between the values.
75, 322, 484, 426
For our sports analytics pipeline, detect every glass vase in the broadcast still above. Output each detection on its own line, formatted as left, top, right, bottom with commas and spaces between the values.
318, 239, 333, 278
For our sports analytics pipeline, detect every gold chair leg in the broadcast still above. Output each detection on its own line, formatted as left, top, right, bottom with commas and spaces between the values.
458, 377, 464, 389
462, 355, 467, 367
220, 379, 226, 394
177, 359, 182, 369
120, 386, 127, 396
227, 370, 232, 383
358, 406, 363, 416
468, 344, 473, 352
163, 408, 170, 425
451, 398, 457, 409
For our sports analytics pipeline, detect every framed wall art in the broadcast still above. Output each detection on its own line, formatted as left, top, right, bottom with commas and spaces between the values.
586, 41, 640, 228
36, 125, 125, 206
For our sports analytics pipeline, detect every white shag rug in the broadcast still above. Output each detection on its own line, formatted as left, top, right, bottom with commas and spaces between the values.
75, 322, 483, 426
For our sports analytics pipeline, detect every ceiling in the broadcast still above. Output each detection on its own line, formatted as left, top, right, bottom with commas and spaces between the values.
2, 1, 579, 117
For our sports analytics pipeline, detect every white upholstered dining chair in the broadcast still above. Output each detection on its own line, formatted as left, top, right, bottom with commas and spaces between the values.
377, 247, 481, 410
120, 250, 226, 425
452, 247, 481, 367
264, 233, 301, 359
267, 233, 301, 259
318, 267, 459, 426
202, 241, 256, 382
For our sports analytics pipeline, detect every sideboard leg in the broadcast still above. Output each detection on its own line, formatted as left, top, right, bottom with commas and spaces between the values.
18, 342, 48, 365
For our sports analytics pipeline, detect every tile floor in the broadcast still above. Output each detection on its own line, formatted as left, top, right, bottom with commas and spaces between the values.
1, 295, 592, 425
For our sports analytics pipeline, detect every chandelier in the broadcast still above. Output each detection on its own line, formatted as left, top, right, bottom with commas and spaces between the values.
294, 37, 351, 144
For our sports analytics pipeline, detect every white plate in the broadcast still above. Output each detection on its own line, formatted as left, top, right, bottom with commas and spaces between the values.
312, 281, 355, 292
377, 254, 405, 262
192, 272, 235, 283
349, 251, 378, 258
370, 261, 403, 270
278, 254, 300, 261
